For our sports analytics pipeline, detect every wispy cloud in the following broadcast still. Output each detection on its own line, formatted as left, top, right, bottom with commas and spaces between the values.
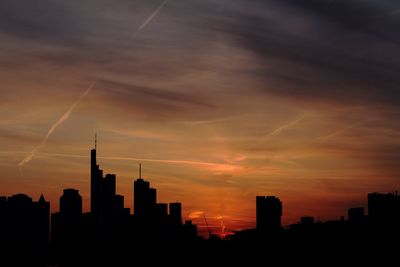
95, 79, 214, 120
2, 0, 400, 231
222, 0, 400, 107
188, 211, 204, 219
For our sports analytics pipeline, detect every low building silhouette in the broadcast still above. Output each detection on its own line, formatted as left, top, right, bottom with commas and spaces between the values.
300, 216, 314, 225
256, 196, 282, 234
183, 220, 198, 240
0, 194, 49, 247
368, 192, 400, 225
348, 207, 364, 224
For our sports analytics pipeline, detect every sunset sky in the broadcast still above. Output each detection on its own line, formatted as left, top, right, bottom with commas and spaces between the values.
1, 0, 400, 236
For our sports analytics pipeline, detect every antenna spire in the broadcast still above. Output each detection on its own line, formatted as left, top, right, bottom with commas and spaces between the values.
95, 133, 97, 150
139, 163, 142, 178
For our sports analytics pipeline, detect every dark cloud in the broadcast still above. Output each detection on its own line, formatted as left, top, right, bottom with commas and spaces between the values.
0, 0, 84, 45
2, 0, 400, 107
222, 0, 400, 106
0, 0, 221, 81
94, 80, 216, 119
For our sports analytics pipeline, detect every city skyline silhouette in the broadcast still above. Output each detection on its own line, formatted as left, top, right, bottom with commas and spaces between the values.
1, 142, 400, 265
7, 137, 400, 238
2, 0, 400, 265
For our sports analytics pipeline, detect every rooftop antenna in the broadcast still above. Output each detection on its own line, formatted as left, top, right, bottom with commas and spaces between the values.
139, 163, 142, 179
95, 133, 97, 150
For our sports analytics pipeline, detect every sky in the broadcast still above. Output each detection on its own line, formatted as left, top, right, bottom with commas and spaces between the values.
1, 0, 400, 236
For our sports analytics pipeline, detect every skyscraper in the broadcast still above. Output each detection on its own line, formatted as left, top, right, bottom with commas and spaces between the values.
133, 167, 158, 241
60, 189, 82, 218
256, 196, 282, 233
90, 144, 102, 214
134, 177, 156, 222
89, 139, 129, 243
90, 138, 121, 216
169, 202, 182, 226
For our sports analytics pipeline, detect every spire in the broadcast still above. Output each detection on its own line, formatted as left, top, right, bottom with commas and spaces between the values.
39, 194, 45, 203
95, 132, 97, 150
139, 163, 142, 179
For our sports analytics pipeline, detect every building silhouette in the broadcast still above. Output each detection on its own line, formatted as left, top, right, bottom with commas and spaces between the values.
91, 144, 126, 218
169, 202, 182, 226
131, 164, 191, 241
60, 189, 82, 217
155, 203, 168, 225
52, 189, 83, 246
2, 151, 400, 266
348, 207, 364, 224
368, 192, 400, 225
0, 194, 49, 247
300, 216, 314, 225
134, 172, 157, 225
91, 144, 102, 215
2, 137, 400, 266
89, 142, 131, 243
256, 196, 282, 233
183, 220, 198, 240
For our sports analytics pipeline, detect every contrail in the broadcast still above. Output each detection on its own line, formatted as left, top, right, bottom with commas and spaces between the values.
18, 82, 95, 166
263, 114, 307, 141
314, 121, 369, 143
13, 150, 237, 170
97, 155, 230, 168
138, 0, 169, 31
18, 1, 168, 166
182, 114, 253, 126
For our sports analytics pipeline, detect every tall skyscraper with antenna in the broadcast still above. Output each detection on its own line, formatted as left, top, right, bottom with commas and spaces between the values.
90, 135, 124, 215
90, 134, 102, 214
134, 164, 156, 224
89, 135, 129, 242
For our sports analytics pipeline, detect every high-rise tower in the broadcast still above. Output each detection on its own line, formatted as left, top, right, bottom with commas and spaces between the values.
90, 135, 103, 214
134, 164, 156, 223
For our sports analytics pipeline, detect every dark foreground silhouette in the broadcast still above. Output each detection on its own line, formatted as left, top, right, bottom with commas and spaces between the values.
1, 144, 399, 266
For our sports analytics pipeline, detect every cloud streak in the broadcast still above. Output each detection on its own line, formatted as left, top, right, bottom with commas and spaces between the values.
18, 82, 95, 166
138, 0, 170, 31
263, 114, 307, 141
14, 150, 241, 172
315, 121, 369, 143
95, 79, 215, 120
221, 0, 400, 107
2, 0, 400, 232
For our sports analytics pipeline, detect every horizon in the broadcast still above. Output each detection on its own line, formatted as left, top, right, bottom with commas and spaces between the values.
2, 141, 396, 238
2, 0, 400, 238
